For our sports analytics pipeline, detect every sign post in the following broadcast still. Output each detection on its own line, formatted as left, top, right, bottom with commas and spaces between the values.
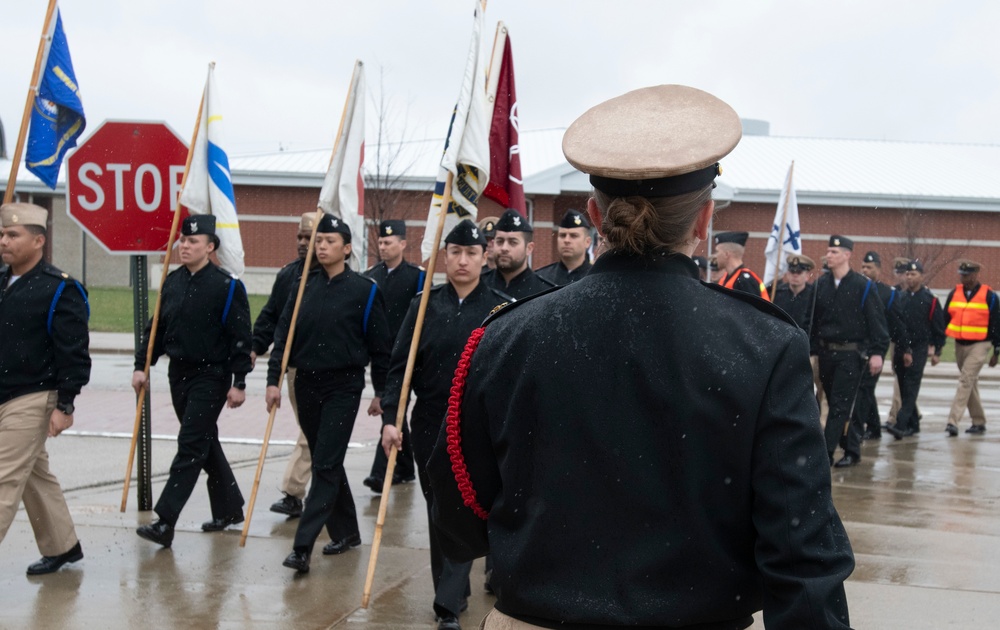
67, 120, 188, 509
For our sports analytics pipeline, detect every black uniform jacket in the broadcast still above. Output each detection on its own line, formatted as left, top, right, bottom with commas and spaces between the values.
943, 283, 1000, 350
810, 269, 890, 358
428, 250, 854, 630
488, 266, 556, 301
135, 263, 252, 385
252, 257, 304, 356
381, 282, 510, 461
267, 266, 391, 393
0, 261, 90, 406
771, 282, 813, 332
535, 258, 592, 286
873, 281, 908, 349
898, 287, 946, 354
364, 259, 425, 338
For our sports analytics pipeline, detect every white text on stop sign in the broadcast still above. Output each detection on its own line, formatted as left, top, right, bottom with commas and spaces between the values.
75, 162, 186, 212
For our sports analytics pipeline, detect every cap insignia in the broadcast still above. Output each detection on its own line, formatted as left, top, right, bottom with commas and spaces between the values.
385, 226, 393, 235
573, 216, 582, 226
833, 238, 840, 246
512, 216, 521, 227
190, 221, 198, 233
472, 228, 479, 239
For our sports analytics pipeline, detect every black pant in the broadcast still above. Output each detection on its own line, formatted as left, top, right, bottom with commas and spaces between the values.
893, 345, 928, 432
853, 368, 882, 437
292, 369, 363, 553
367, 419, 415, 481
819, 350, 866, 459
412, 411, 472, 618
155, 363, 244, 526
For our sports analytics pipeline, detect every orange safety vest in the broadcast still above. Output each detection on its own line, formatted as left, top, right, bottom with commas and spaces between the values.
946, 284, 992, 340
722, 267, 771, 301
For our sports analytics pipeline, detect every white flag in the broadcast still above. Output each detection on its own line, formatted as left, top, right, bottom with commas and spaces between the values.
763, 161, 801, 285
179, 64, 245, 277
421, 2, 491, 261
318, 60, 366, 270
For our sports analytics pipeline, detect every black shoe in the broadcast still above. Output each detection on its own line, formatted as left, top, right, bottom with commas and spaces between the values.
886, 424, 912, 440
137, 520, 174, 548
26, 542, 83, 575
392, 473, 416, 485
966, 425, 986, 435
322, 532, 362, 555
201, 513, 245, 532
946, 424, 959, 437
438, 615, 461, 630
282, 550, 310, 573
269, 493, 303, 518
882, 422, 894, 431
862, 430, 882, 440
833, 454, 860, 468
363, 476, 384, 494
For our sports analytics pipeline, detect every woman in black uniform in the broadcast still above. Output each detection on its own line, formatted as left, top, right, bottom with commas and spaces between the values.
265, 214, 391, 573
428, 86, 855, 629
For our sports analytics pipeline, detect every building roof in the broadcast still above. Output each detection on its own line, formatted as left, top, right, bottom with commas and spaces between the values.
4, 130, 1000, 212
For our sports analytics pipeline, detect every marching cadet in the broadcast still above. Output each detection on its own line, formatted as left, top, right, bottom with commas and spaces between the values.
252, 213, 315, 519
887, 261, 945, 439
429, 85, 853, 629
361, 219, 421, 493
714, 231, 770, 299
771, 254, 815, 330
266, 214, 391, 573
478, 215, 499, 279
811, 235, 890, 467
0, 203, 90, 574
854, 251, 907, 440
487, 208, 557, 300
885, 256, 915, 429
134, 215, 252, 547
941, 261, 1000, 436
536, 209, 593, 286
381, 220, 509, 630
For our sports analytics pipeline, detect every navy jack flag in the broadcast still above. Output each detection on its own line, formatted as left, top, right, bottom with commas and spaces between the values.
26, 9, 86, 189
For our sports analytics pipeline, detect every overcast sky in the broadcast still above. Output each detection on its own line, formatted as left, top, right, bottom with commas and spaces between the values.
3, 0, 999, 159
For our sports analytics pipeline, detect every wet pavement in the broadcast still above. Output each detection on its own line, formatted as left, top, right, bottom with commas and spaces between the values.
2, 337, 1000, 628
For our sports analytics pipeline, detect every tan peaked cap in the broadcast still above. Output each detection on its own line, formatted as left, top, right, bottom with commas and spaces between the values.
300, 212, 317, 231
0, 202, 48, 228
562, 85, 742, 181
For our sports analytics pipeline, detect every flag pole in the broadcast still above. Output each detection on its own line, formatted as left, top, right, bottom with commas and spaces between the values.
239, 62, 359, 547
120, 72, 208, 512
4, 0, 59, 204
769, 161, 794, 297
362, 171, 453, 608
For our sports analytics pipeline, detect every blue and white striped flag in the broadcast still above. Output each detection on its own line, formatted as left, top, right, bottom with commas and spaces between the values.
179, 64, 245, 277
25, 9, 86, 189
763, 161, 801, 285
421, 1, 491, 261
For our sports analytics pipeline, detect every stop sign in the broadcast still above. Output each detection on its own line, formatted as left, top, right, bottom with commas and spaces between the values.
66, 120, 189, 254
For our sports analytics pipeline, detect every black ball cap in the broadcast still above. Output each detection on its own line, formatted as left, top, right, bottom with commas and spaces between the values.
316, 213, 352, 243
445, 219, 487, 247
495, 208, 532, 233
559, 209, 591, 229
863, 251, 881, 264
182, 214, 216, 236
379, 220, 406, 238
714, 231, 748, 247
829, 235, 854, 251
907, 260, 924, 273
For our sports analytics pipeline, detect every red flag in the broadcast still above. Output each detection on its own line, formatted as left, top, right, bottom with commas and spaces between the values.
483, 23, 525, 214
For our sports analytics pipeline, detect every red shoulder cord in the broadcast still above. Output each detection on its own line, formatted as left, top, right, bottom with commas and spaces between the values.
445, 326, 489, 520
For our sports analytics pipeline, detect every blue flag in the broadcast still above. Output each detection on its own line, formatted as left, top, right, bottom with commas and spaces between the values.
26, 10, 85, 189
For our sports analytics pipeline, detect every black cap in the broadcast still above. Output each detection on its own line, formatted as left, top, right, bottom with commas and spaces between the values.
495, 208, 532, 233
714, 231, 748, 247
478, 216, 499, 239
317, 213, 352, 243
182, 214, 216, 236
906, 260, 924, 273
379, 220, 406, 238
786, 254, 816, 272
829, 235, 854, 250
445, 219, 487, 247
893, 257, 911, 272
959, 261, 982, 275
863, 251, 881, 265
559, 209, 591, 230
692, 255, 708, 270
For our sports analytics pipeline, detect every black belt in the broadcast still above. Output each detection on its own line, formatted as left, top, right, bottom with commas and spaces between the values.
821, 341, 860, 352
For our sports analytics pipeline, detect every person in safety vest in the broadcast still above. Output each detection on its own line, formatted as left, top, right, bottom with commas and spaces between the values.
941, 260, 1000, 436
713, 231, 769, 300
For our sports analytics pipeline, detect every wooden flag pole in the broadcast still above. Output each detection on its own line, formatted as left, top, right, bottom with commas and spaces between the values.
769, 161, 795, 297
120, 87, 206, 512
4, 0, 59, 205
362, 171, 453, 608
240, 62, 359, 547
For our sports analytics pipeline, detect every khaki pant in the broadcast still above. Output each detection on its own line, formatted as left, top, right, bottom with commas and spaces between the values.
280, 368, 313, 498
948, 341, 991, 427
0, 391, 78, 556
480, 608, 548, 629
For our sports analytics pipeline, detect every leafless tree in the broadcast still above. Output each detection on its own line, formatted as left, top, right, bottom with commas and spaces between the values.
895, 204, 967, 286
